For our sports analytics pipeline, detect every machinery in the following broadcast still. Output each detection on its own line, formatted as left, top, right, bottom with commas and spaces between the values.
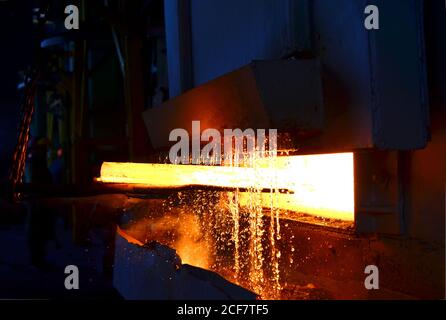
3, 0, 445, 300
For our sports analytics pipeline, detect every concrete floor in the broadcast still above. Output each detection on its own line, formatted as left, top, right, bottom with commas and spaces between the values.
0, 214, 121, 300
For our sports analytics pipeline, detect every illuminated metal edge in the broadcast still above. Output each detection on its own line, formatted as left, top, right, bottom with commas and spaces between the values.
142, 59, 324, 150
15, 182, 292, 198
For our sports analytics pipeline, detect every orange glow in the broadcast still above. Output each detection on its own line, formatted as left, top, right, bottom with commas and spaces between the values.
239, 153, 355, 221
99, 152, 354, 221
117, 213, 211, 269
99, 161, 293, 190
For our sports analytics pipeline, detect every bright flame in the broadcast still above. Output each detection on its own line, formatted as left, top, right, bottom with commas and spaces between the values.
99, 152, 354, 221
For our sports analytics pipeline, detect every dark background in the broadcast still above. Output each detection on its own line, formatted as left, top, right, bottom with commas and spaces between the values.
0, 0, 34, 179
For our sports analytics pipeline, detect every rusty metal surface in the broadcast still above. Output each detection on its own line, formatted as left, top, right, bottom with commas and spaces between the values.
143, 59, 324, 150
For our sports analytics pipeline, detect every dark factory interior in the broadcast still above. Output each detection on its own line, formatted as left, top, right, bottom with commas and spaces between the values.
0, 0, 445, 301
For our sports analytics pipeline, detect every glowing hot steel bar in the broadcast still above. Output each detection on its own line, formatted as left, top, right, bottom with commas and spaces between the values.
99, 153, 354, 221
240, 153, 355, 221
99, 162, 293, 190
